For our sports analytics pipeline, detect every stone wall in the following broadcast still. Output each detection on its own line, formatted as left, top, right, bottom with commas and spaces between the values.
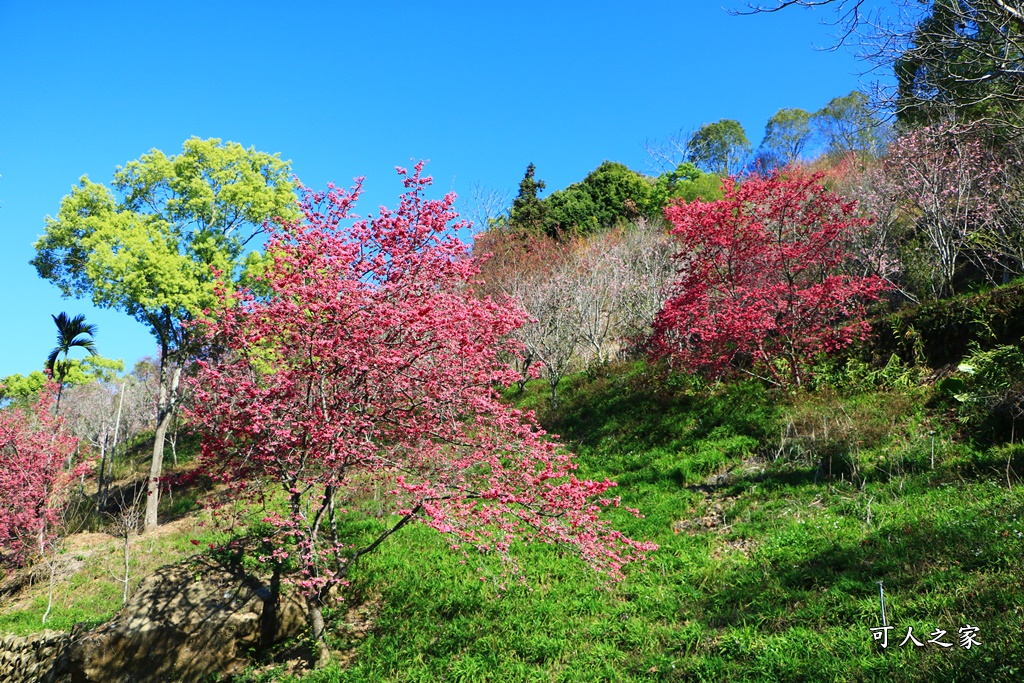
0, 630, 72, 683
0, 556, 308, 682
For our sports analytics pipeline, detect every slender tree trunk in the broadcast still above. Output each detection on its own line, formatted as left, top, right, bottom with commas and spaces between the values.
121, 521, 132, 607
97, 439, 107, 508
102, 381, 127, 508
145, 365, 180, 532
42, 556, 56, 625
170, 410, 179, 468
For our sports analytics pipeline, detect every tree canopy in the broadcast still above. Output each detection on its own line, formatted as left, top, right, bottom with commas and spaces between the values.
189, 164, 655, 660
652, 169, 890, 387
32, 137, 299, 531
758, 108, 814, 168
33, 138, 298, 347
543, 161, 654, 236
509, 163, 548, 233
46, 312, 98, 413
686, 119, 752, 175
813, 91, 890, 159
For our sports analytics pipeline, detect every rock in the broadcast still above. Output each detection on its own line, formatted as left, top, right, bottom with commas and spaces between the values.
64, 557, 307, 683
0, 630, 72, 683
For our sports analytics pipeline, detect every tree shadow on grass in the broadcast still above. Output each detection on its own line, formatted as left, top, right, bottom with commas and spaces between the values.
694, 515, 1024, 681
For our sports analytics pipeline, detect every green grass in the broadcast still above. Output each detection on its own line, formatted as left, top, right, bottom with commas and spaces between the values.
8, 361, 1024, 681
229, 362, 1021, 681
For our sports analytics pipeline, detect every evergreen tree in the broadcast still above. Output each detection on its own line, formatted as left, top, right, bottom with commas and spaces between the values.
509, 163, 547, 232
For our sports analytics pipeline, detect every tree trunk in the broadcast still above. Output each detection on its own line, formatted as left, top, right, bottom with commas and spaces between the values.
307, 595, 331, 668
54, 381, 64, 417
259, 563, 281, 656
97, 439, 107, 509
144, 365, 180, 532
102, 380, 127, 508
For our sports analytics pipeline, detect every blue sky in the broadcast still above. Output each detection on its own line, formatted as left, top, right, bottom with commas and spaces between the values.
0, 1, 887, 378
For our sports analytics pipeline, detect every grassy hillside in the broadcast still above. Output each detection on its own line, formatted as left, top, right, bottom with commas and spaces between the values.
3, 358, 1022, 682
238, 361, 1022, 682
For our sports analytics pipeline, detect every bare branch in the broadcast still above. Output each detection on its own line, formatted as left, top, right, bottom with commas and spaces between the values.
738, 0, 1024, 130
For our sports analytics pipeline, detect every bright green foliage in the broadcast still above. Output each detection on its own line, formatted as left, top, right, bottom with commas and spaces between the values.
651, 162, 724, 209
0, 357, 125, 403
758, 108, 814, 168
32, 137, 299, 344
6, 349, 1024, 679
58, 355, 125, 385
0, 372, 49, 400
812, 91, 889, 159
543, 161, 654, 236
686, 119, 752, 175
505, 160, 724, 238
504, 161, 723, 239
942, 345, 1024, 441
253, 363, 1024, 682
32, 137, 298, 530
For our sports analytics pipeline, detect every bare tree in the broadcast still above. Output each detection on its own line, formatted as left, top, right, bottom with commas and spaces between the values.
825, 155, 918, 301
106, 485, 146, 607
61, 381, 117, 503
473, 220, 675, 404
735, 0, 872, 47
739, 1, 1024, 129
611, 219, 678, 342
570, 220, 678, 358
463, 182, 512, 236
986, 145, 1024, 281
883, 122, 1003, 298
644, 128, 696, 174
60, 361, 159, 507
517, 266, 584, 409
568, 236, 628, 364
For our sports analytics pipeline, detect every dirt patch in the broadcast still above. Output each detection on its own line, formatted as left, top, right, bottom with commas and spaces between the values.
675, 459, 761, 557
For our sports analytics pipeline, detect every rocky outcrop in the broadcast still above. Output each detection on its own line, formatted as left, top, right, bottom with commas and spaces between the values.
1, 557, 308, 683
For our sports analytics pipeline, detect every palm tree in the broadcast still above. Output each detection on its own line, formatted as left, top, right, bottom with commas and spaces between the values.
46, 312, 98, 414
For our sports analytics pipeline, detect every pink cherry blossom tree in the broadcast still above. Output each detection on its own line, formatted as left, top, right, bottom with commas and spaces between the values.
188, 164, 656, 661
883, 123, 1002, 298
0, 384, 83, 572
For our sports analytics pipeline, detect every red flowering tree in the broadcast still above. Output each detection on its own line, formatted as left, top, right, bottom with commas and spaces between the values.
0, 384, 83, 572
650, 170, 890, 387
189, 164, 655, 659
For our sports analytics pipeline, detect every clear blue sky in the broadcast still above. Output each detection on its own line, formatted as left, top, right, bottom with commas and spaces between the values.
0, 0, 887, 378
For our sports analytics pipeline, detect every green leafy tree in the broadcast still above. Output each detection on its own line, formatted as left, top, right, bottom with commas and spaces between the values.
56, 355, 125, 386
757, 108, 814, 168
32, 137, 299, 532
543, 161, 654, 236
46, 313, 97, 414
686, 119, 752, 175
509, 163, 548, 233
0, 372, 49, 402
1, 357, 125, 406
748, 1, 1024, 131
651, 162, 725, 209
813, 91, 890, 159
